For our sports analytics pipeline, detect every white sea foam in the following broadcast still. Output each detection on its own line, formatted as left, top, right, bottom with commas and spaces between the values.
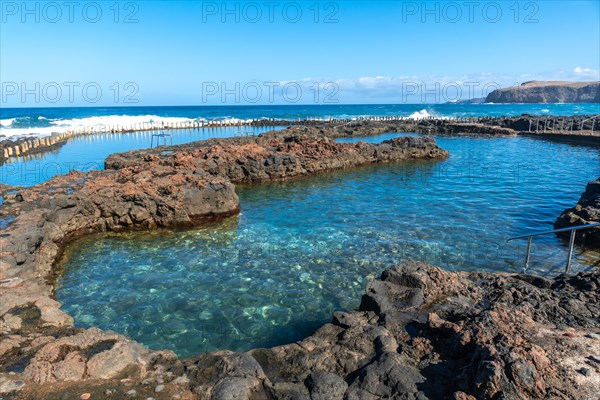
0, 118, 16, 127
0, 127, 57, 139
407, 109, 432, 119
0, 114, 258, 140
0, 111, 458, 139
50, 114, 199, 128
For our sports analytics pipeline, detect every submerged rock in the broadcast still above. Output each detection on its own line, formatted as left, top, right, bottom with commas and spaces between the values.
1, 259, 599, 399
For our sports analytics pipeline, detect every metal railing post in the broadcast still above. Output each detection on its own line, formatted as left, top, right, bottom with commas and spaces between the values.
566, 229, 576, 273
507, 222, 600, 274
525, 236, 532, 270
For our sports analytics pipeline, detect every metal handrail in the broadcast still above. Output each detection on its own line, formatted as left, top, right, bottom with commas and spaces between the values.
234, 130, 255, 137
150, 132, 173, 148
507, 222, 600, 273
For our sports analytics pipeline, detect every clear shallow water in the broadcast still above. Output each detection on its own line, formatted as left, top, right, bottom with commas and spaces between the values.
55, 133, 600, 358
0, 126, 280, 187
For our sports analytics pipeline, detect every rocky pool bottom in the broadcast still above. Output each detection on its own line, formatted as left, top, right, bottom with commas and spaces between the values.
0, 124, 599, 399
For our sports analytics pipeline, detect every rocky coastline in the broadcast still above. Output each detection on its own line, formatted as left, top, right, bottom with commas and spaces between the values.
485, 81, 600, 104
2, 114, 599, 167
2, 262, 599, 399
0, 127, 599, 399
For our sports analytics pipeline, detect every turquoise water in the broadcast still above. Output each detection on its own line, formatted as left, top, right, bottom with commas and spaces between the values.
55, 133, 600, 358
0, 126, 280, 187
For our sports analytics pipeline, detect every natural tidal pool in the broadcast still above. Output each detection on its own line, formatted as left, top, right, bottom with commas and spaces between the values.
55, 133, 600, 357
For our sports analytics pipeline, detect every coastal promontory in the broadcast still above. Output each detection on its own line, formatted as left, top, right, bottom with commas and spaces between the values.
485, 81, 600, 103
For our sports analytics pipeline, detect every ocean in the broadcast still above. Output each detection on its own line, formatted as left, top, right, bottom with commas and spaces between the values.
2, 103, 600, 139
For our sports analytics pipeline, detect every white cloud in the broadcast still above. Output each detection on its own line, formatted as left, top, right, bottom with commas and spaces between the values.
268, 69, 598, 103
573, 66, 599, 78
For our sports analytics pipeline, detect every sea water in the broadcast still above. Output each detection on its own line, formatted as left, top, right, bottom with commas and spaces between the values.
2, 104, 600, 138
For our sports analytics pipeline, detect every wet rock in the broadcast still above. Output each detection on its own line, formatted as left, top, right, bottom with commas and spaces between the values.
556, 177, 600, 246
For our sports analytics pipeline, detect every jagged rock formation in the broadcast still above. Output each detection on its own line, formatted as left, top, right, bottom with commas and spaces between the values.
556, 177, 600, 246
486, 81, 600, 103
104, 130, 447, 181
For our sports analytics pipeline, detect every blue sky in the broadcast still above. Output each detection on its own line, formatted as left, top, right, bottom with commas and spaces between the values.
1, 0, 599, 106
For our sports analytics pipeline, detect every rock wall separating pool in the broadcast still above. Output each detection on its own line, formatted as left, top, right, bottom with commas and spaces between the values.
0, 123, 598, 399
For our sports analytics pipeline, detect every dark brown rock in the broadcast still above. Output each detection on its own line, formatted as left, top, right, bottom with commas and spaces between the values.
555, 177, 600, 246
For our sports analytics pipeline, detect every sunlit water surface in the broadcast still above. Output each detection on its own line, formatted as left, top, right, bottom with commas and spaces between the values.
56, 133, 600, 357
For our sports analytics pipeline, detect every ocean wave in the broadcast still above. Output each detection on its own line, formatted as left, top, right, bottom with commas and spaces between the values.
0, 118, 16, 127
407, 109, 433, 120
0, 114, 257, 139
49, 114, 201, 128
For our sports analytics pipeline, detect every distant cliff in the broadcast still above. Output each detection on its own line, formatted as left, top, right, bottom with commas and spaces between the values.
485, 81, 600, 103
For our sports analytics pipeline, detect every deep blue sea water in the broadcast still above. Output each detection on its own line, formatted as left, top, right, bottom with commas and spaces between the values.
2, 103, 600, 122
55, 132, 600, 357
